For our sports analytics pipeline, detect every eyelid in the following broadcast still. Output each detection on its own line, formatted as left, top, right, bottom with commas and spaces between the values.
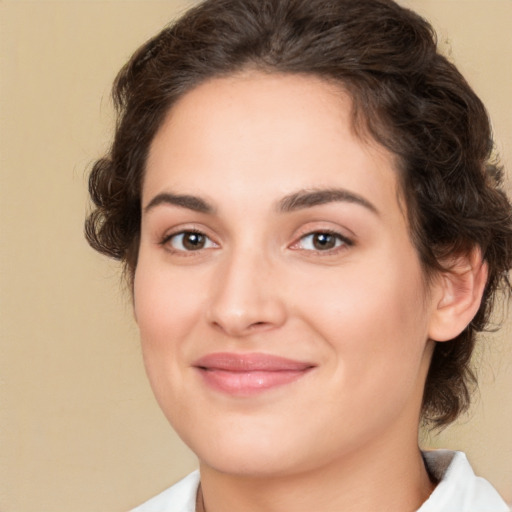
159, 227, 219, 253
289, 228, 354, 254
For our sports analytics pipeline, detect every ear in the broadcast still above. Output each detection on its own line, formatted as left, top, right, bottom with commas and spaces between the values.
428, 248, 488, 342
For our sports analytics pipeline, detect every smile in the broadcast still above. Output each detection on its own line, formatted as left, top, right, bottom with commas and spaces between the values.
192, 352, 315, 396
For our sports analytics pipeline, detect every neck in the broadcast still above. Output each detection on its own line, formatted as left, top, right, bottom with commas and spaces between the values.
198, 434, 435, 512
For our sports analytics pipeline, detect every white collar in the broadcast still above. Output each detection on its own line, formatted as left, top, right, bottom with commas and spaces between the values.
131, 451, 509, 511
418, 450, 509, 511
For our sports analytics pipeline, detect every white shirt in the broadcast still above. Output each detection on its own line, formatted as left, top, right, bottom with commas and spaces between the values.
418, 451, 509, 512
131, 450, 509, 512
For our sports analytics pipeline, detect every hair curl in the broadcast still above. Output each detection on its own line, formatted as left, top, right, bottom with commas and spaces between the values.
85, 0, 512, 427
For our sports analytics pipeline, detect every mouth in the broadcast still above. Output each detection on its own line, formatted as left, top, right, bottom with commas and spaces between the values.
192, 352, 316, 396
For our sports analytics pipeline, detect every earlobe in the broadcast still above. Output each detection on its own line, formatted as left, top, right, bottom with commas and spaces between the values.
428, 248, 488, 342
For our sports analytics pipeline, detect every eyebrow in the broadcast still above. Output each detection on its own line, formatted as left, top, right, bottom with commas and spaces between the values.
278, 188, 379, 215
144, 187, 378, 216
144, 192, 215, 214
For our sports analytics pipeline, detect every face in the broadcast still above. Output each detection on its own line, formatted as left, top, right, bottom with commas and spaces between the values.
134, 72, 438, 477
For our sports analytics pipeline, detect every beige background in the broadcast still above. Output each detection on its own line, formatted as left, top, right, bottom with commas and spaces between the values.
0, 1, 511, 511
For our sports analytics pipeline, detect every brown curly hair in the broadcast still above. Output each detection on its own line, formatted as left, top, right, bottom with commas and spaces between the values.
85, 0, 512, 427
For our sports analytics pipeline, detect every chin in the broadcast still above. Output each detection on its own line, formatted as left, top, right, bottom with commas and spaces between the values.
184, 422, 336, 479
200, 449, 304, 478
176, 421, 302, 476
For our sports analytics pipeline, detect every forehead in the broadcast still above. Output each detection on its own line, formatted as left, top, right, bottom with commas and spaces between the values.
144, 72, 402, 219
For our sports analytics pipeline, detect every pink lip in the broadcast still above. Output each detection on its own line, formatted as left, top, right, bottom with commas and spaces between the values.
193, 352, 315, 395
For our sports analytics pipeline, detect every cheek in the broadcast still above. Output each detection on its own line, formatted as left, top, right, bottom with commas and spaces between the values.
133, 259, 206, 425
132, 255, 209, 408
303, 255, 426, 335
299, 248, 431, 394
134, 259, 205, 345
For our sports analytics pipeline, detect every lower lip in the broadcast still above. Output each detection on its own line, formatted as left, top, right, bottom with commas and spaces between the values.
196, 368, 312, 395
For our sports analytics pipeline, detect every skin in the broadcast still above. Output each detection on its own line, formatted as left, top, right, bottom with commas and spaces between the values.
134, 72, 485, 511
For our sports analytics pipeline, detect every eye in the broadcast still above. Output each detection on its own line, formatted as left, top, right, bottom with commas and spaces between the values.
295, 231, 351, 252
164, 230, 217, 252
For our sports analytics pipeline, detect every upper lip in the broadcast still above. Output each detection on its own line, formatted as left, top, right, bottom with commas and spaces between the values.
193, 352, 315, 372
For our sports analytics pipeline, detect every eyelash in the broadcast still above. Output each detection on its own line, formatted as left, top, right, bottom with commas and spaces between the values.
292, 230, 354, 255
160, 228, 353, 256
160, 229, 218, 254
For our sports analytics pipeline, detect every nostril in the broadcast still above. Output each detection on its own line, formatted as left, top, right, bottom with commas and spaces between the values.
249, 321, 270, 330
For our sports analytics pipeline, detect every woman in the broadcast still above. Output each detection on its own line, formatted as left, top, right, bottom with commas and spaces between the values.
85, 0, 512, 510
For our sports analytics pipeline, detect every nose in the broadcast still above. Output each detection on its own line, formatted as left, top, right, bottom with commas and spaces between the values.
205, 249, 287, 337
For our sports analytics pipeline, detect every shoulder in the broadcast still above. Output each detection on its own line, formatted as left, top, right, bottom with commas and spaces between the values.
419, 450, 510, 512
130, 470, 200, 512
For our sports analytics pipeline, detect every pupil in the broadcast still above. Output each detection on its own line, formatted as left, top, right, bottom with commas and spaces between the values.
313, 233, 335, 250
184, 232, 204, 250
